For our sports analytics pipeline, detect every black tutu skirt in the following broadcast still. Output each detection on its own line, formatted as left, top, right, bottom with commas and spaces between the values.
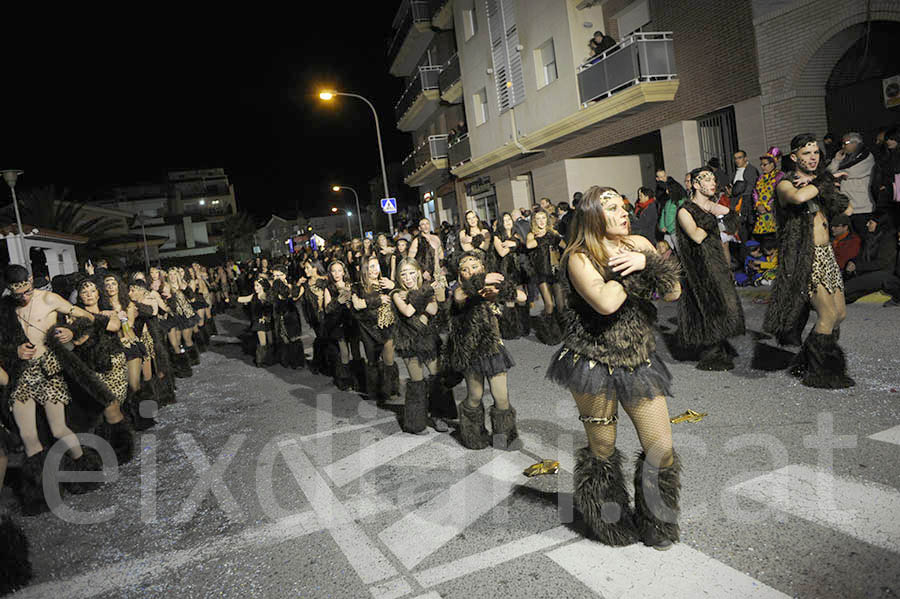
174, 314, 200, 330
546, 348, 671, 404
123, 339, 148, 361
192, 298, 209, 310
471, 344, 515, 378
159, 315, 178, 332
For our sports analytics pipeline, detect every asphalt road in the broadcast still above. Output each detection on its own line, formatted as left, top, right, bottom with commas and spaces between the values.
5, 293, 900, 599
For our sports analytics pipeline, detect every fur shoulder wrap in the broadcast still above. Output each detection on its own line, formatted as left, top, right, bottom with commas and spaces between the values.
617, 251, 681, 301
406, 287, 435, 313
445, 297, 502, 373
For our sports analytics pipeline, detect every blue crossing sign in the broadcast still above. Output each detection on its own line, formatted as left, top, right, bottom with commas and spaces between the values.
380, 197, 397, 214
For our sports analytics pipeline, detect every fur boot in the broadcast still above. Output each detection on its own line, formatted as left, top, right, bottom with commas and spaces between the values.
61, 446, 104, 495
187, 344, 201, 366
207, 317, 218, 336
350, 359, 366, 392
195, 328, 208, 353
517, 304, 531, 336
457, 401, 490, 450
489, 405, 520, 450
0, 515, 32, 595
402, 379, 429, 434
16, 450, 55, 516
696, 343, 734, 371
380, 362, 400, 402
173, 351, 193, 378
129, 386, 157, 431
573, 448, 638, 546
633, 451, 681, 550
364, 364, 380, 400
498, 304, 523, 340
532, 312, 563, 345
427, 375, 458, 420
333, 361, 354, 391
97, 418, 135, 465
255, 344, 266, 368
801, 331, 855, 389
290, 340, 306, 369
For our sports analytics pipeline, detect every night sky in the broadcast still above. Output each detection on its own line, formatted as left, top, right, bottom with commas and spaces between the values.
1, 9, 412, 223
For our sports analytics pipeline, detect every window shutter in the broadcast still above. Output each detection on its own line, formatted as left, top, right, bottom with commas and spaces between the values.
485, 0, 524, 113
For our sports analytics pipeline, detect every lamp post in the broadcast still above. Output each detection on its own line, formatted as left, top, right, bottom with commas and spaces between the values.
332, 185, 364, 239
133, 213, 151, 273
332, 206, 353, 238
319, 91, 393, 235
1, 169, 30, 276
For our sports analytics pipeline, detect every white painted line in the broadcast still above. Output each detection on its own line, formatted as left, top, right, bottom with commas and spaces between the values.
379, 451, 535, 570
369, 576, 413, 599
409, 593, 443, 599
414, 525, 578, 588
278, 439, 398, 584
547, 539, 789, 598
730, 464, 900, 554
869, 424, 900, 446
324, 431, 437, 487
299, 416, 397, 441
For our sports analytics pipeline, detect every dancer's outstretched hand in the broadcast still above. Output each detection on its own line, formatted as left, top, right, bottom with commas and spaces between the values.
609, 251, 646, 276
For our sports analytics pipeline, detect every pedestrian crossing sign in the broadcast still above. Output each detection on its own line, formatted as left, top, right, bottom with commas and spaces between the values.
381, 197, 397, 214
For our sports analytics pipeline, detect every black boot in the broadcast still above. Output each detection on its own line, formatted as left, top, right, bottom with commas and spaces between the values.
696, 342, 734, 371
380, 362, 400, 404
801, 331, 855, 389
516, 304, 531, 336
427, 375, 458, 422
97, 419, 135, 465
129, 386, 157, 431
16, 450, 56, 516
364, 364, 380, 401
195, 328, 208, 354
61, 446, 104, 495
333, 361, 353, 391
187, 344, 201, 366
498, 305, 522, 340
0, 515, 32, 594
574, 448, 638, 546
255, 344, 266, 368
633, 451, 681, 550
350, 359, 366, 391
490, 405, 520, 450
207, 317, 218, 336
402, 379, 429, 434
457, 401, 490, 449
173, 351, 193, 378
291, 340, 306, 369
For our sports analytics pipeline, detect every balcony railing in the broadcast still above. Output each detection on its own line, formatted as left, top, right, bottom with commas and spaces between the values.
387, 0, 434, 68
439, 53, 461, 97
577, 32, 677, 106
448, 133, 470, 167
395, 65, 443, 122
402, 134, 449, 179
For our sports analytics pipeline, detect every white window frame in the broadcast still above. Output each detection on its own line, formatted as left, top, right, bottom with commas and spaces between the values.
463, 6, 477, 41
473, 88, 488, 126
536, 39, 557, 88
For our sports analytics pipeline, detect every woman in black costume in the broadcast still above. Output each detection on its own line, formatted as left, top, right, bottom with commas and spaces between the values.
391, 257, 456, 433
323, 260, 356, 390
237, 278, 274, 367
492, 212, 529, 339
527, 209, 566, 344
351, 254, 400, 403
299, 259, 329, 375
270, 267, 306, 370
675, 166, 746, 370
546, 186, 683, 550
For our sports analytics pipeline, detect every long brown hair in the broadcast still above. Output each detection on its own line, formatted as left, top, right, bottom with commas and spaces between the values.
359, 254, 382, 292
530, 209, 556, 235
562, 186, 633, 273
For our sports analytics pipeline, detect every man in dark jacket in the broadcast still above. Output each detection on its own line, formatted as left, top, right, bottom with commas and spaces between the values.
843, 213, 900, 306
632, 186, 659, 241
729, 149, 760, 241
556, 192, 580, 240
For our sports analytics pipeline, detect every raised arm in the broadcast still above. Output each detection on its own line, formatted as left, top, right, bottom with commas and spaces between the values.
568, 253, 626, 316
47, 292, 94, 321
776, 178, 818, 206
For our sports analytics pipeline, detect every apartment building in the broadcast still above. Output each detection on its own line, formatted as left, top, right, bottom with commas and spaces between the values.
388, 0, 898, 224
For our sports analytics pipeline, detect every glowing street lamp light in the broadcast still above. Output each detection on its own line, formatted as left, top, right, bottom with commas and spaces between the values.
331, 185, 364, 239
318, 89, 393, 235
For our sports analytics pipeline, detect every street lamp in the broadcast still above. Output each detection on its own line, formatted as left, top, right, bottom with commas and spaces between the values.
319, 90, 393, 235
0, 169, 30, 276
331, 185, 364, 239
133, 213, 151, 273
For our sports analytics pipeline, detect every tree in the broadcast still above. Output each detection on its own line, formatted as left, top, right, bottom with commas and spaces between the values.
221, 211, 256, 259
1, 185, 122, 238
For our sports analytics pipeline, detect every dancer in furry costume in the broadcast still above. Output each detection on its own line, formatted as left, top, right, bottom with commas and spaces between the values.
675, 167, 746, 370
445, 251, 524, 450
323, 260, 356, 390
545, 188, 683, 550
526, 209, 566, 345
351, 254, 400, 404
129, 279, 176, 408
763, 134, 854, 388
271, 269, 306, 370
237, 278, 274, 368
392, 258, 457, 434
492, 212, 529, 340
299, 260, 330, 376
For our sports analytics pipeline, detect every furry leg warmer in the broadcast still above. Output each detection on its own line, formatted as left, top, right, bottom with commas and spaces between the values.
333, 361, 354, 391
457, 401, 490, 450
255, 345, 266, 368
402, 379, 429, 434
207, 317, 218, 336
0, 515, 32, 594
97, 419, 135, 465
195, 327, 208, 353
696, 343, 735, 371
498, 305, 523, 340
129, 386, 157, 432
532, 312, 563, 346
187, 344, 201, 366
489, 405, 520, 450
173, 351, 193, 378
573, 448, 638, 546
516, 304, 531, 336
427, 375, 458, 420
364, 364, 380, 400
290, 340, 306, 369
350, 359, 366, 392
16, 450, 56, 516
801, 331, 855, 389
61, 446, 104, 495
380, 362, 400, 401
633, 451, 681, 550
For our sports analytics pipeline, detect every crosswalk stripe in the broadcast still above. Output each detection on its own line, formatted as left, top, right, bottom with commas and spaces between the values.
278, 439, 398, 584
368, 576, 413, 599
323, 430, 437, 487
729, 464, 900, 554
868, 424, 900, 446
546, 538, 789, 598
378, 451, 535, 570
413, 525, 579, 588
299, 416, 397, 441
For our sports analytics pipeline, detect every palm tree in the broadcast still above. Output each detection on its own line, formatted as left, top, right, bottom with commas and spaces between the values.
0, 185, 121, 238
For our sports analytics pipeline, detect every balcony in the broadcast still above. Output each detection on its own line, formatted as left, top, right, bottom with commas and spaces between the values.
402, 134, 449, 187
431, 0, 453, 30
577, 32, 677, 106
452, 32, 679, 179
395, 66, 443, 132
439, 53, 462, 104
388, 0, 436, 77
448, 133, 470, 167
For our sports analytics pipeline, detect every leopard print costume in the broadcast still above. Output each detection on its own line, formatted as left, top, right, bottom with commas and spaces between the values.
808, 244, 843, 296
96, 352, 128, 405
9, 351, 71, 408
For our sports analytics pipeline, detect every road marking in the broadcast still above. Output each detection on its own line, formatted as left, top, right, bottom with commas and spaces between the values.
299, 416, 397, 441
729, 464, 900, 554
413, 525, 578, 588
869, 424, 900, 446
546, 538, 789, 598
369, 576, 413, 599
278, 439, 398, 584
378, 451, 535, 570
323, 430, 437, 487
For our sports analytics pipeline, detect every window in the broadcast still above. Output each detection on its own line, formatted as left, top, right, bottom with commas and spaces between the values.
463, 6, 477, 41
473, 88, 488, 126
536, 39, 557, 88
486, 0, 524, 112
